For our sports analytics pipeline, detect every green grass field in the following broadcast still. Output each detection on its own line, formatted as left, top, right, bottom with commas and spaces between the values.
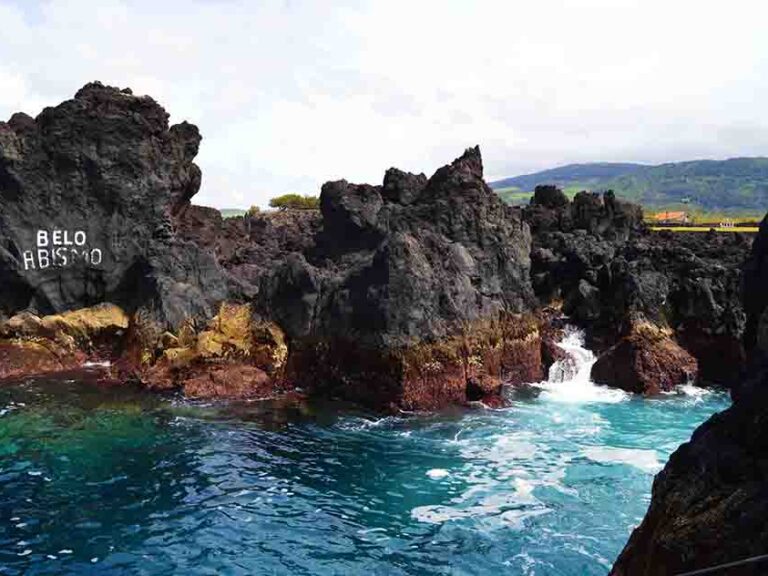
650, 226, 759, 233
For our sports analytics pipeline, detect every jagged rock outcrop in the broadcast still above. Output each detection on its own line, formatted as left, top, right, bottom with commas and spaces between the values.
743, 212, 768, 352
525, 186, 750, 388
611, 383, 768, 575
256, 148, 540, 410
591, 323, 698, 394
610, 214, 768, 575
0, 82, 227, 329
175, 205, 321, 294
12, 82, 749, 408
181, 148, 543, 410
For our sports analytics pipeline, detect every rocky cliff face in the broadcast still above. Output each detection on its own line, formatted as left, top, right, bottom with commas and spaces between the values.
609, 215, 768, 575
264, 148, 535, 344
0, 82, 227, 329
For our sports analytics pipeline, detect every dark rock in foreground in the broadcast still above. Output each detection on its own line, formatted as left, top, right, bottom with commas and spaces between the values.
610, 214, 768, 574
611, 384, 768, 575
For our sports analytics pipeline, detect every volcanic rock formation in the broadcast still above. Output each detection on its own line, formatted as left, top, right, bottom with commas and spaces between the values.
524, 186, 750, 389
0, 83, 548, 409
0, 82, 227, 329
591, 322, 698, 394
181, 148, 543, 410
0, 82, 751, 409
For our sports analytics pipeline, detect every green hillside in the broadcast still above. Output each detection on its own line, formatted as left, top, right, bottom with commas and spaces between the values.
491, 158, 768, 214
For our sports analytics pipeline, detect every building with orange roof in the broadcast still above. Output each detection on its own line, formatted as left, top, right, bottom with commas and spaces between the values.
653, 211, 689, 224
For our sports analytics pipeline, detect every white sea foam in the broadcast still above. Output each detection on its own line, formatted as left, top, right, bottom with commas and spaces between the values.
83, 361, 111, 368
410, 326, 717, 536
426, 469, 449, 479
581, 446, 661, 473
535, 327, 628, 404
412, 428, 573, 528
337, 416, 402, 431
676, 383, 712, 398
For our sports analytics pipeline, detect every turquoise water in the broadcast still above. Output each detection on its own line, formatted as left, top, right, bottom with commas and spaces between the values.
0, 333, 730, 575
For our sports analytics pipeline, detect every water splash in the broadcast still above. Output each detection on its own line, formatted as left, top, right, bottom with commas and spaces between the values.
536, 327, 628, 404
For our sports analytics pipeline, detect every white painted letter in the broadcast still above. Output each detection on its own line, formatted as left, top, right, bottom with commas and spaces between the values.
22, 251, 35, 270
55, 247, 68, 267
63, 231, 73, 246
37, 249, 50, 269
90, 248, 102, 266
37, 230, 49, 247
52, 230, 62, 246
74, 231, 86, 246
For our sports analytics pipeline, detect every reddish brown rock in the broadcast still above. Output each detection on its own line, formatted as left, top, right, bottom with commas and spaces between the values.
286, 313, 542, 412
0, 303, 128, 381
541, 334, 566, 373
182, 365, 278, 399
120, 302, 289, 400
591, 323, 698, 394
0, 340, 84, 380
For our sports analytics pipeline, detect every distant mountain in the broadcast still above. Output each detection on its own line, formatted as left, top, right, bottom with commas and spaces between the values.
491, 157, 768, 213
491, 162, 646, 191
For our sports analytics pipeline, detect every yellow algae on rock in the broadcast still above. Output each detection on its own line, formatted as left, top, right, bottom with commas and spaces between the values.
120, 302, 290, 399
0, 303, 128, 356
40, 304, 129, 349
196, 303, 254, 359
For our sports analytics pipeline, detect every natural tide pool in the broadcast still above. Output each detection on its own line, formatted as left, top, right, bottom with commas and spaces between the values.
0, 332, 730, 575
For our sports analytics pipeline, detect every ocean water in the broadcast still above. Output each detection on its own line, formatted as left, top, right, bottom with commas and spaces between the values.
0, 329, 730, 575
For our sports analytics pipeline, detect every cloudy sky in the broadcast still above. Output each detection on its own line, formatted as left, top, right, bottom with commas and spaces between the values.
1, 0, 767, 208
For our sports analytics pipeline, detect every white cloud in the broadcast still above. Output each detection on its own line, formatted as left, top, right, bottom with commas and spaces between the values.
1, 0, 768, 207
